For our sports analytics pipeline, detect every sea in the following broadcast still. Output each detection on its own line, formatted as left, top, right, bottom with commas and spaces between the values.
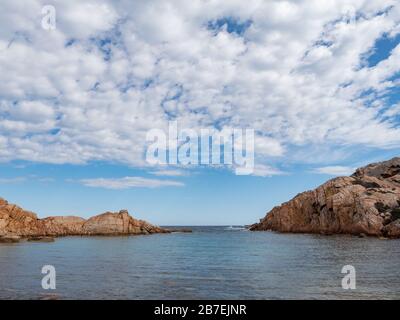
0, 226, 399, 300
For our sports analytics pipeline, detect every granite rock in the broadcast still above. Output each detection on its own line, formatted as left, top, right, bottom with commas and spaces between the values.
0, 199, 168, 238
250, 157, 400, 238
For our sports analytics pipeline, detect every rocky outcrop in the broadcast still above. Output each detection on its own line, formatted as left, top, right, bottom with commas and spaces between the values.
80, 210, 168, 235
0, 198, 169, 238
250, 157, 400, 238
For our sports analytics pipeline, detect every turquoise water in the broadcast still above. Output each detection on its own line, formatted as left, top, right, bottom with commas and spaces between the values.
0, 227, 399, 300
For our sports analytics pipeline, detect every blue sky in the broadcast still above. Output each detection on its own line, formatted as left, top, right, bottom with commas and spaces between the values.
1, 146, 400, 225
0, 160, 337, 225
0, 1, 400, 225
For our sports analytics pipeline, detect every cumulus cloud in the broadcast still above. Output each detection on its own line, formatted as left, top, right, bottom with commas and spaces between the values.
80, 176, 184, 189
0, 0, 400, 173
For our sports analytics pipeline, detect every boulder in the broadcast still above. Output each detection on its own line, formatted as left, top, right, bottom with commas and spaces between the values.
383, 219, 400, 238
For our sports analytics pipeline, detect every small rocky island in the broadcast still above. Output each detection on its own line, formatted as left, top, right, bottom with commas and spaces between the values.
250, 157, 400, 238
0, 198, 169, 242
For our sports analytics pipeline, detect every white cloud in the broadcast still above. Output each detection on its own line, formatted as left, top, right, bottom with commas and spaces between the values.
0, 177, 27, 184
80, 176, 184, 189
59, 1, 118, 38
0, 0, 399, 171
251, 164, 285, 177
0, 175, 54, 184
383, 103, 400, 117
149, 169, 189, 177
314, 166, 355, 176
8, 101, 54, 122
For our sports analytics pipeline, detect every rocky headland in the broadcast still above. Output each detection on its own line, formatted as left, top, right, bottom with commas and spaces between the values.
250, 157, 400, 238
0, 198, 169, 242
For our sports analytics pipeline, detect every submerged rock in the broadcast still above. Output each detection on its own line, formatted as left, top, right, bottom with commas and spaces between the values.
0, 199, 169, 238
250, 157, 400, 238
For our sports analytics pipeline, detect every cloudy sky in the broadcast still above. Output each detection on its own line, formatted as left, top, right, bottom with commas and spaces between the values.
0, 0, 400, 224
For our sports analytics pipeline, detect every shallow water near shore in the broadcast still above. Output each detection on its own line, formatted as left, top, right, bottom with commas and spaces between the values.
0, 226, 399, 300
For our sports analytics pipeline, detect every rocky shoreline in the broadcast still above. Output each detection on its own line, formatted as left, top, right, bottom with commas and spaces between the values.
0, 198, 169, 242
250, 157, 400, 238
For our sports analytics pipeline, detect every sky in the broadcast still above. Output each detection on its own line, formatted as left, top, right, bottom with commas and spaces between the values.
0, 0, 400, 225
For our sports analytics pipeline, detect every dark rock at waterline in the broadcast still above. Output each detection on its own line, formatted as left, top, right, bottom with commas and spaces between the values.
0, 235, 21, 243
27, 236, 55, 242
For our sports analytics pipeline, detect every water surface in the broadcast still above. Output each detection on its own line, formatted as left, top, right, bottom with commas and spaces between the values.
0, 227, 399, 299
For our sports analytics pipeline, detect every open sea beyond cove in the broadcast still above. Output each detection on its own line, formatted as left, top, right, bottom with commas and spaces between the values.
0, 226, 399, 300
